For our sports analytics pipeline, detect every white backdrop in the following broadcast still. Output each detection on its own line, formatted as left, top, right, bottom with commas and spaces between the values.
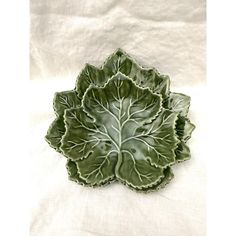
30, 1, 206, 235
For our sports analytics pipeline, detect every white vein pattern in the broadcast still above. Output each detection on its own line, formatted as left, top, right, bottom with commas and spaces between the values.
46, 49, 171, 154
60, 74, 179, 188
45, 49, 195, 193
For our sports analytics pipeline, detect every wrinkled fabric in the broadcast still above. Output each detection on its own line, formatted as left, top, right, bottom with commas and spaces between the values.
30, 1, 206, 235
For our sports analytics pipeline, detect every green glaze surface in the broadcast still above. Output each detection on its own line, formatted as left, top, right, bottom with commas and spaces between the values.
45, 48, 195, 193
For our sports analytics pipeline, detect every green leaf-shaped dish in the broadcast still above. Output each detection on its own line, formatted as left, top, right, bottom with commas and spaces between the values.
45, 49, 195, 193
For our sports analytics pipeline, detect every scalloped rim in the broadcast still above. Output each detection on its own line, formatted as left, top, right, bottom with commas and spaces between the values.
45, 48, 195, 192
66, 159, 117, 187
60, 71, 165, 158
59, 74, 184, 188
114, 167, 173, 193
46, 48, 185, 151
75, 48, 171, 95
45, 90, 80, 152
46, 48, 171, 152
116, 168, 165, 190
60, 73, 180, 166
81, 72, 163, 125
60, 72, 180, 188
67, 158, 174, 193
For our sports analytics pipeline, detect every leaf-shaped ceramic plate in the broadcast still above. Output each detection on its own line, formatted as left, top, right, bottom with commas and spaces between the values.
45, 49, 171, 152
45, 49, 195, 192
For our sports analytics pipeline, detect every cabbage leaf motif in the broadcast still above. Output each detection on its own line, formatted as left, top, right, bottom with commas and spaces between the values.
45, 49, 195, 192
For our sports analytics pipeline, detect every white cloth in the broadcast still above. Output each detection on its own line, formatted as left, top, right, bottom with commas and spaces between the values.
30, 1, 206, 235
